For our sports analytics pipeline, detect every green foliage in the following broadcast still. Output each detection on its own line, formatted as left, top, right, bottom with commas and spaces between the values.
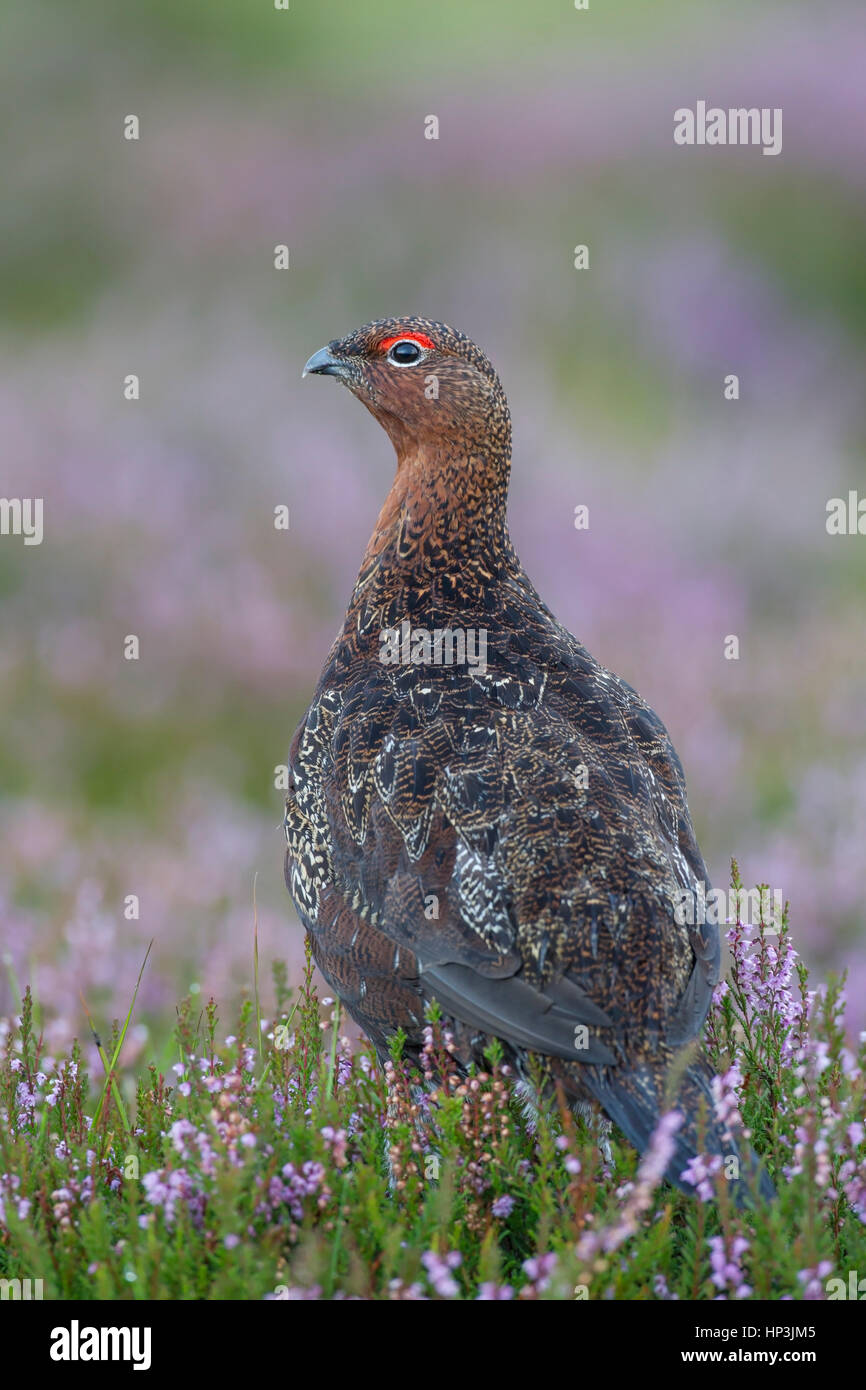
1, 888, 865, 1300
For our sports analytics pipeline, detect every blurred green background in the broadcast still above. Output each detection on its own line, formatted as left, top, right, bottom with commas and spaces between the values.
1, 0, 864, 1059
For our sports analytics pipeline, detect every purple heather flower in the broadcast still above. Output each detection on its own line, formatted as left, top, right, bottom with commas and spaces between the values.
169, 1118, 197, 1158
838, 1159, 866, 1223
320, 1126, 348, 1167
797, 1261, 834, 1300
422, 1250, 462, 1298
492, 1195, 514, 1218
680, 1153, 723, 1202
653, 1274, 678, 1300
709, 1235, 751, 1300
578, 1111, 684, 1261
522, 1252, 558, 1292
387, 1279, 427, 1301
141, 1167, 205, 1227
711, 1064, 744, 1135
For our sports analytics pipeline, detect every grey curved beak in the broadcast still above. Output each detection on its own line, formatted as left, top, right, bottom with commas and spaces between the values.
302, 345, 345, 379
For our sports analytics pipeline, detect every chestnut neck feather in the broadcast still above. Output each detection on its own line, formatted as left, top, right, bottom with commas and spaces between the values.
359, 436, 512, 585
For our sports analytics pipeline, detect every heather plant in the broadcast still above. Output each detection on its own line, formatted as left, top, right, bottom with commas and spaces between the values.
1, 879, 864, 1301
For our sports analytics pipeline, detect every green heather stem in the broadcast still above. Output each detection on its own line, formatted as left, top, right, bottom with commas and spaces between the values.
326, 998, 342, 1100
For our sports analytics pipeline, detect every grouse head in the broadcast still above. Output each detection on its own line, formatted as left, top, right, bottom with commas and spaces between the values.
303, 316, 511, 465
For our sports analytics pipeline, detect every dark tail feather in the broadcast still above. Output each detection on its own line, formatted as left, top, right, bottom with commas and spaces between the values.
586, 1057, 776, 1206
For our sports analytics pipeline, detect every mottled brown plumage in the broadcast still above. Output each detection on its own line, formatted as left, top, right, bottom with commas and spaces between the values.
285, 316, 772, 1199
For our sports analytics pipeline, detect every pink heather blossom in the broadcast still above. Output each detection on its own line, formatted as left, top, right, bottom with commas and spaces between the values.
654, 1274, 678, 1300
387, 1279, 427, 1300
320, 1126, 348, 1168
680, 1153, 723, 1202
721, 923, 812, 1067
838, 1159, 866, 1222
708, 1235, 751, 1299
711, 1064, 744, 1135
169, 1118, 197, 1158
785, 1126, 833, 1187
422, 1250, 462, 1298
797, 1261, 834, 1300
262, 1161, 326, 1222
522, 1252, 558, 1292
578, 1111, 683, 1260
141, 1168, 205, 1227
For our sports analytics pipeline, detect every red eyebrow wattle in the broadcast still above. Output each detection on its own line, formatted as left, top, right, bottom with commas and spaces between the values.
379, 333, 436, 353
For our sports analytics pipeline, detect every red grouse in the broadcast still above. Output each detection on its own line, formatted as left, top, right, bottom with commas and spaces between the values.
285, 316, 772, 1200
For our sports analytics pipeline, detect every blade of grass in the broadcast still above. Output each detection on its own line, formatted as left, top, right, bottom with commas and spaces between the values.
253, 871, 263, 1063
79, 991, 128, 1137
256, 994, 301, 1090
90, 939, 153, 1136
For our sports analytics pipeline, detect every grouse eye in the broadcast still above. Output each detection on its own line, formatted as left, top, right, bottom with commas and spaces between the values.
388, 339, 423, 366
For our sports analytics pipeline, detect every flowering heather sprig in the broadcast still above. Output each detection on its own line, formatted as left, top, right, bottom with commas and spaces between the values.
1, 886, 865, 1300
785, 1123, 832, 1187
383, 1054, 428, 1193
708, 1234, 751, 1299
477, 1281, 515, 1300
421, 1250, 462, 1298
320, 1126, 348, 1168
711, 1063, 745, 1136
680, 1153, 724, 1202
710, 867, 813, 1046
521, 1252, 558, 1296
0, 1173, 30, 1227
262, 1161, 327, 1224
384, 1018, 514, 1231
387, 1279, 427, 1301
723, 922, 809, 1064
45, 1059, 79, 1109
142, 1168, 205, 1228
797, 1262, 834, 1300
577, 1111, 683, 1260
653, 1274, 678, 1300
838, 1155, 866, 1223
